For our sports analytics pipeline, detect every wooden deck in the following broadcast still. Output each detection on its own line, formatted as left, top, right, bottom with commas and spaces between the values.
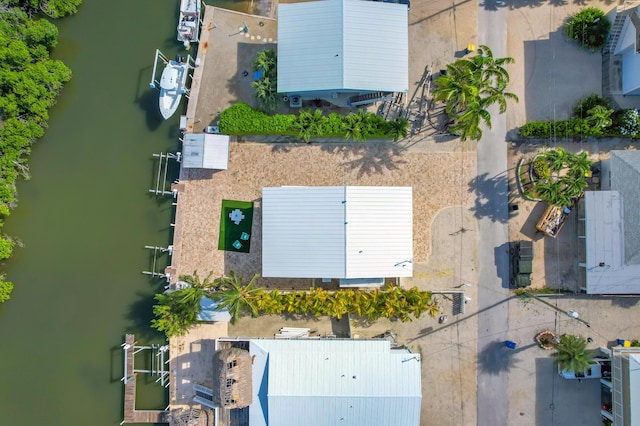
122, 334, 169, 424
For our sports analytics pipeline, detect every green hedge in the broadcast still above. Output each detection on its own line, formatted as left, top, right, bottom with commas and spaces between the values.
520, 118, 622, 138
219, 102, 394, 140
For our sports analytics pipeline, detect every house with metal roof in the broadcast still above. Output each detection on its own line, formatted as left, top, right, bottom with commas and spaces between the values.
598, 346, 640, 425
277, 0, 409, 107
611, 7, 640, 95
195, 338, 422, 426
581, 150, 640, 293
261, 186, 413, 286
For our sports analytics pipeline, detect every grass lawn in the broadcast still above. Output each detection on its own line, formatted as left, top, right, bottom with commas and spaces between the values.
218, 199, 254, 253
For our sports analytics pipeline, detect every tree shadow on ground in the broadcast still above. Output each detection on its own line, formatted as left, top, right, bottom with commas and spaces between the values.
480, 0, 581, 10
477, 340, 537, 375
321, 142, 407, 178
469, 172, 509, 223
125, 291, 167, 342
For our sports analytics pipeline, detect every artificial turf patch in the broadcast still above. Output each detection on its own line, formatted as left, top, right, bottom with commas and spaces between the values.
218, 199, 254, 253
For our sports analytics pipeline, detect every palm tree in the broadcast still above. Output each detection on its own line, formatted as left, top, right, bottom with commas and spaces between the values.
544, 148, 567, 173
211, 271, 262, 324
560, 175, 588, 198
473, 45, 515, 87
253, 49, 276, 73
292, 109, 326, 143
533, 179, 561, 203
251, 76, 279, 112
434, 45, 517, 142
178, 270, 217, 306
482, 81, 519, 114
342, 109, 367, 142
568, 151, 593, 177
433, 64, 479, 116
448, 99, 492, 141
385, 117, 410, 142
553, 334, 595, 374
151, 291, 200, 338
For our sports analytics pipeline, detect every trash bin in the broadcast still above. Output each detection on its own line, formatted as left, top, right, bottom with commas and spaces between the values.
505, 340, 517, 349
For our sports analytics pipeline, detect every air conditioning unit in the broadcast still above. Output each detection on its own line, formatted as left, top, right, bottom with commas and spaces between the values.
290, 95, 302, 108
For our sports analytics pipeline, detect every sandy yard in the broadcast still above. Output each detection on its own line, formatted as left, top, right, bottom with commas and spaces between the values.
170, 141, 476, 285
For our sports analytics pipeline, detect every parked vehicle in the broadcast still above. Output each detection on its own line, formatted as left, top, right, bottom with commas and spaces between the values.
510, 240, 533, 288
559, 358, 610, 380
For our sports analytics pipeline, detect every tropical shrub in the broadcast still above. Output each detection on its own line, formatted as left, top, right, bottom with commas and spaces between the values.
617, 109, 640, 137
532, 156, 550, 179
529, 148, 592, 206
0, 279, 13, 303
151, 270, 439, 337
564, 8, 611, 51
251, 49, 279, 112
573, 93, 611, 118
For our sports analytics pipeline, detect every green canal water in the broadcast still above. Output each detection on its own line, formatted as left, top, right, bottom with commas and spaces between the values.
0, 0, 250, 424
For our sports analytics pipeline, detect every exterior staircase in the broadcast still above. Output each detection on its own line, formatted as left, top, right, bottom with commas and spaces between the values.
605, 12, 629, 54
347, 91, 395, 107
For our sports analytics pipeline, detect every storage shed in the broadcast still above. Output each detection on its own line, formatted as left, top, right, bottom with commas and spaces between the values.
182, 133, 230, 170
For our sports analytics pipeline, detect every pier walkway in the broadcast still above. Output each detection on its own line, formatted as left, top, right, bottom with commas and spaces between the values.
121, 334, 169, 424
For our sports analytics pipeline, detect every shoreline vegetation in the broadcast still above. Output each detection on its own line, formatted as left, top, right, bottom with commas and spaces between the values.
0, 0, 82, 302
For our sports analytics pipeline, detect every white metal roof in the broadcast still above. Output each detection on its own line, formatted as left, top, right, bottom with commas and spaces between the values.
182, 133, 229, 169
262, 186, 413, 279
611, 150, 640, 264
630, 354, 640, 426
197, 296, 231, 322
277, 0, 409, 94
246, 339, 421, 426
583, 191, 640, 294
584, 151, 640, 294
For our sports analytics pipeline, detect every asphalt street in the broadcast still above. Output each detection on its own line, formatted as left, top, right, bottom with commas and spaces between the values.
477, 4, 511, 426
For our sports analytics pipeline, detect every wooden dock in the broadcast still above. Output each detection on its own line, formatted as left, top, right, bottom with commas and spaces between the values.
122, 334, 169, 424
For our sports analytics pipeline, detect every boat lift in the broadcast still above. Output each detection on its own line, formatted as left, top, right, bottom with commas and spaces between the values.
142, 245, 173, 281
149, 152, 181, 196
149, 49, 194, 98
121, 334, 170, 388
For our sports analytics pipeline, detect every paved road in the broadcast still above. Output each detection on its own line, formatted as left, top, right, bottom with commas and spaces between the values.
476, 3, 511, 426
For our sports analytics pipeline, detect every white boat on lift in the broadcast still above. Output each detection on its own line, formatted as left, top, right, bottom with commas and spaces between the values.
150, 49, 191, 120
177, 0, 201, 47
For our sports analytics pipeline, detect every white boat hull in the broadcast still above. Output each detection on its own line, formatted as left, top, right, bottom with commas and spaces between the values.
177, 0, 201, 44
159, 59, 189, 120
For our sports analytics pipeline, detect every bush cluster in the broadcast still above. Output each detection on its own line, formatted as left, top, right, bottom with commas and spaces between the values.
219, 102, 406, 142
0, 6, 75, 302
520, 93, 640, 138
573, 94, 611, 118
532, 156, 550, 179
564, 7, 611, 51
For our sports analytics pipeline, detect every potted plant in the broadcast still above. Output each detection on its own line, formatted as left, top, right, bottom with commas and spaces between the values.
535, 330, 558, 350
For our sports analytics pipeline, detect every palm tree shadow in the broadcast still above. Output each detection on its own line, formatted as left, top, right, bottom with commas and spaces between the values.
321, 142, 407, 178
469, 172, 509, 223
125, 291, 166, 341
478, 340, 532, 375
